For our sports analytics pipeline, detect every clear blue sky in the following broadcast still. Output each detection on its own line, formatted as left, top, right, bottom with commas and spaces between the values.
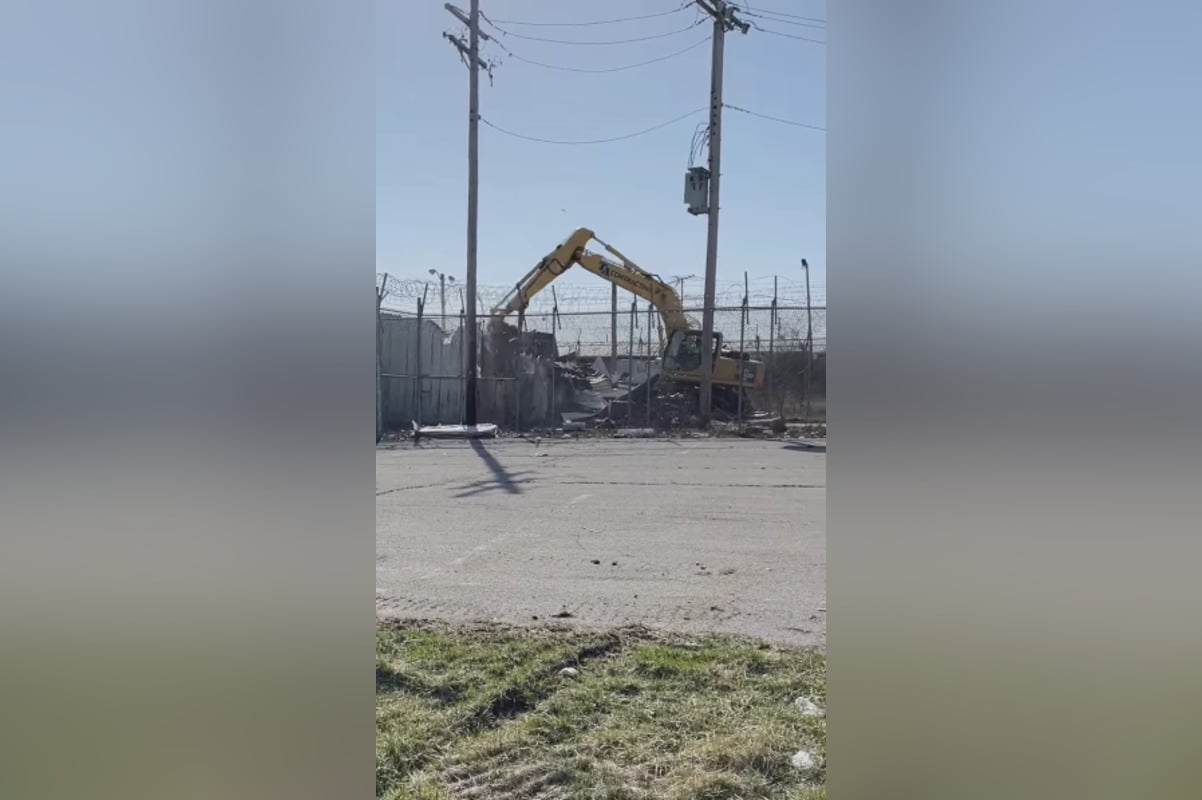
377, 1, 826, 306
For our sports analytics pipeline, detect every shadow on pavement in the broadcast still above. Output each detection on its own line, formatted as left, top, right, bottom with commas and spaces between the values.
454, 439, 527, 497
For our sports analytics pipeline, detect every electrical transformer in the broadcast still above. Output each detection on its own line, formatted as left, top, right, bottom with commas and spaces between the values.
684, 166, 710, 215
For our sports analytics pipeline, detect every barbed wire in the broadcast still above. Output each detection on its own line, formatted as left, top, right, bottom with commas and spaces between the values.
378, 271, 826, 358
377, 274, 825, 313
379, 311, 825, 358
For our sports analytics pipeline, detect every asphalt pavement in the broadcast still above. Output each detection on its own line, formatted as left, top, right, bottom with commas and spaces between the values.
376, 435, 826, 646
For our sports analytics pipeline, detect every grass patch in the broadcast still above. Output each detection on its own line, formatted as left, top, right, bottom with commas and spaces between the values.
377, 620, 825, 799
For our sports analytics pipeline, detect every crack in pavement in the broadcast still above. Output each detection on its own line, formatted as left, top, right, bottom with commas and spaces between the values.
381, 479, 819, 494
559, 480, 824, 489
376, 479, 465, 496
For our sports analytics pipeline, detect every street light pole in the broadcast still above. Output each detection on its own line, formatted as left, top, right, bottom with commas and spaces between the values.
428, 269, 457, 330
671, 274, 696, 308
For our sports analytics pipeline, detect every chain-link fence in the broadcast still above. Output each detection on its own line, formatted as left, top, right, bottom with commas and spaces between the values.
376, 274, 826, 435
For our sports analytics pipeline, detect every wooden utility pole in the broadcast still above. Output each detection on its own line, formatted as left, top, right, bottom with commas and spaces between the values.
694, 0, 749, 426
443, 2, 488, 425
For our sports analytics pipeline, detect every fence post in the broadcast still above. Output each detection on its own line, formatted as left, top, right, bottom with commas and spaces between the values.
610, 283, 618, 365
627, 299, 636, 425
459, 305, 466, 425
646, 303, 653, 428
551, 289, 561, 432
769, 276, 777, 416
803, 258, 813, 420
550, 355, 558, 432
415, 293, 426, 427
376, 277, 385, 442
516, 285, 524, 433
737, 272, 747, 429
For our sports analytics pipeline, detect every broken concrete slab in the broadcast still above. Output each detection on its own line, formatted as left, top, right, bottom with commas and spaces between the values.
413, 422, 499, 440
611, 428, 659, 439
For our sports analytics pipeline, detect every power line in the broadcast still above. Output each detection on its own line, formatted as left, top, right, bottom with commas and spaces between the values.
481, 14, 705, 46
480, 108, 706, 145
737, 5, 826, 24
688, 122, 710, 168
484, 6, 689, 27
742, 9, 826, 29
749, 22, 826, 44
492, 36, 711, 73
723, 103, 825, 132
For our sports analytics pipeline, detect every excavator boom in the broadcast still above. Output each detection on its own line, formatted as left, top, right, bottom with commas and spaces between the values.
493, 228, 689, 334
491, 227, 765, 399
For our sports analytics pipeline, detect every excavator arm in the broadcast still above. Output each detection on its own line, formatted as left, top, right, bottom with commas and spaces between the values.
491, 228, 691, 337
491, 226, 765, 399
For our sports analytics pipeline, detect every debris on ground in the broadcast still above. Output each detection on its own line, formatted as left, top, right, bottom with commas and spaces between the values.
791, 749, 817, 771
384, 335, 825, 438
612, 427, 659, 438
412, 422, 499, 442
558, 667, 580, 678
794, 696, 824, 717
551, 609, 574, 619
790, 421, 827, 439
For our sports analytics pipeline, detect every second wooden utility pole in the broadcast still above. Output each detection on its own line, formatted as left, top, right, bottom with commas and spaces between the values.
443, 2, 488, 425
695, 0, 748, 426
464, 0, 480, 425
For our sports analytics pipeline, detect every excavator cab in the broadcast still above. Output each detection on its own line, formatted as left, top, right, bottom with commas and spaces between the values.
663, 329, 722, 374
665, 328, 764, 393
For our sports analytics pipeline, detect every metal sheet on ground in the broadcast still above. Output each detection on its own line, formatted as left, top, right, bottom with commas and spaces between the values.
415, 423, 499, 439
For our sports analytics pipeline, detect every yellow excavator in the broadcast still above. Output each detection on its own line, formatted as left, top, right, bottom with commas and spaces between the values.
490, 227, 765, 412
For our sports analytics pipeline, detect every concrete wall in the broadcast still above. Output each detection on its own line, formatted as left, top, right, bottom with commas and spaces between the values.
379, 314, 466, 427
378, 313, 561, 431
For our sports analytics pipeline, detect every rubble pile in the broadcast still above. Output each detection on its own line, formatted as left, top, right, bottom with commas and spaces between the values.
484, 324, 783, 433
